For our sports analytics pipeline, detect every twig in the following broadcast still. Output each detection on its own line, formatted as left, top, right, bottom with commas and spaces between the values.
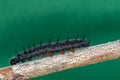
0, 40, 120, 80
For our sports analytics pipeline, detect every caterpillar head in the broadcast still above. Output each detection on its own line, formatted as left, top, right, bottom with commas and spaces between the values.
10, 57, 19, 65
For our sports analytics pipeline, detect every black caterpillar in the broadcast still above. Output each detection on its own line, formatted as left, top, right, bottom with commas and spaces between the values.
10, 35, 90, 65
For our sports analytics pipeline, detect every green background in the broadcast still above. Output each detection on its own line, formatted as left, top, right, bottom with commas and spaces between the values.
0, 0, 120, 80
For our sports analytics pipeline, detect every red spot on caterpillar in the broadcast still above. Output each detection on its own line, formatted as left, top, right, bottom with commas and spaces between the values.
59, 50, 65, 55
48, 52, 54, 57
69, 48, 74, 53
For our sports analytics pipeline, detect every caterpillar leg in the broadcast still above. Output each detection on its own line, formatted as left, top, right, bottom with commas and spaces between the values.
69, 48, 75, 53
59, 50, 65, 55
42, 52, 46, 56
48, 52, 54, 57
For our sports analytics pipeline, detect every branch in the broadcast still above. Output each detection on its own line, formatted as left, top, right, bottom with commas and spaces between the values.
0, 40, 120, 80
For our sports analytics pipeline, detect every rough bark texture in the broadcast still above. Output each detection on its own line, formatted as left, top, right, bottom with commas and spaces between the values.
0, 40, 120, 80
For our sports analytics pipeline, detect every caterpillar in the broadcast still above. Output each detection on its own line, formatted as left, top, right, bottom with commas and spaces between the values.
10, 35, 90, 65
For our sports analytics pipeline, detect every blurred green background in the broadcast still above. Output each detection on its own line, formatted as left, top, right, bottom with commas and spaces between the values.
0, 0, 120, 80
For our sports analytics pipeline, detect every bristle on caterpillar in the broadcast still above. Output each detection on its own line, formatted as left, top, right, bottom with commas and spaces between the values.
10, 36, 90, 65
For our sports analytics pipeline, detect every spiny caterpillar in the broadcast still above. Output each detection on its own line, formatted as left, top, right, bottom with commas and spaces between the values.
10, 35, 90, 65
